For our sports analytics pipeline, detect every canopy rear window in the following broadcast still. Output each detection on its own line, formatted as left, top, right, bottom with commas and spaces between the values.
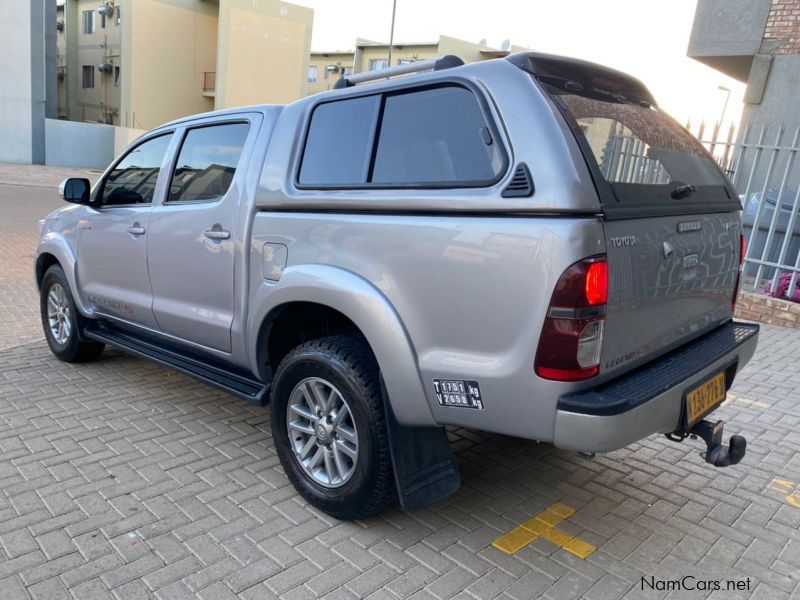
539, 75, 739, 218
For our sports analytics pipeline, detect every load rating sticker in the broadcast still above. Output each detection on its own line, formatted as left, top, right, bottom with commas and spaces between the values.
433, 379, 484, 409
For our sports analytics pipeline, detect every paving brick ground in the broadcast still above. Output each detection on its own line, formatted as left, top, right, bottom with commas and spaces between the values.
1, 168, 799, 599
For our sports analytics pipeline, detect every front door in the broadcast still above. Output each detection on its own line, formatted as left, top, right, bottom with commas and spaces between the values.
77, 132, 175, 329
147, 119, 254, 353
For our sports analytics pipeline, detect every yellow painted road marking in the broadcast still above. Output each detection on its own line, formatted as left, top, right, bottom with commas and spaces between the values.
536, 509, 566, 527
549, 502, 576, 518
766, 477, 800, 508
542, 527, 573, 546
737, 397, 770, 409
563, 537, 597, 559
491, 502, 596, 559
769, 478, 794, 493
492, 526, 539, 554
723, 394, 770, 409
520, 517, 549, 535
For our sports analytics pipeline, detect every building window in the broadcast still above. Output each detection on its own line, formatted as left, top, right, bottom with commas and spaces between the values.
114, 66, 120, 87
82, 65, 95, 88
369, 59, 388, 71
82, 10, 95, 34
116, 7, 121, 25
307, 66, 318, 83
100, 13, 106, 28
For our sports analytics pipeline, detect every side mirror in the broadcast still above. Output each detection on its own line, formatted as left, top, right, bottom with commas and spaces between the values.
58, 178, 91, 204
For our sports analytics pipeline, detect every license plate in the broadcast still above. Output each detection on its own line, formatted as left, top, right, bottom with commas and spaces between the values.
685, 371, 726, 426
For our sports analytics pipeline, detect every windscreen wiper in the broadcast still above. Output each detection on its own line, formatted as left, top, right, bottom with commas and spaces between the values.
671, 184, 696, 200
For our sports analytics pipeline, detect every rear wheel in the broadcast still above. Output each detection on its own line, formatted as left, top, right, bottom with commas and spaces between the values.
40, 265, 104, 362
270, 335, 394, 519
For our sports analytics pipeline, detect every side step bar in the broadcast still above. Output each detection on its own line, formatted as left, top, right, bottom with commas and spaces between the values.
84, 323, 269, 405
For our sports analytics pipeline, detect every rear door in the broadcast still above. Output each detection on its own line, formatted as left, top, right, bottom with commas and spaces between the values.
147, 116, 257, 353
536, 73, 742, 379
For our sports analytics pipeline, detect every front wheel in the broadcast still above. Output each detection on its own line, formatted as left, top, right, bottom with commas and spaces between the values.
270, 335, 394, 519
40, 265, 104, 362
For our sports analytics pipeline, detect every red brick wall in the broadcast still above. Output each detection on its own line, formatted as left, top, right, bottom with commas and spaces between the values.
735, 291, 800, 329
763, 0, 800, 54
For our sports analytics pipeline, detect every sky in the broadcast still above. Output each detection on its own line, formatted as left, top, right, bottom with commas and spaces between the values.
293, 0, 746, 132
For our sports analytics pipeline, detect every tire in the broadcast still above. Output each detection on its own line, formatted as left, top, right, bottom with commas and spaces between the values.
40, 265, 105, 363
271, 335, 394, 519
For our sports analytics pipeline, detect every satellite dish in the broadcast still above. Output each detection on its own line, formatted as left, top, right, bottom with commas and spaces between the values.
500, 39, 511, 52
478, 38, 487, 48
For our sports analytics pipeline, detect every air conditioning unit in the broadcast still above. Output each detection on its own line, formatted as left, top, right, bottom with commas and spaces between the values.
325, 65, 340, 73
97, 63, 113, 73
97, 3, 114, 17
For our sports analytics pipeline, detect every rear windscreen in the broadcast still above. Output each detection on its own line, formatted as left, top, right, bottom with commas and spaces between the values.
538, 76, 739, 216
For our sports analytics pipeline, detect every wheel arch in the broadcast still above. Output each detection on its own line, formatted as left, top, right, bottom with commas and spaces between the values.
248, 265, 435, 427
34, 238, 92, 316
35, 252, 60, 289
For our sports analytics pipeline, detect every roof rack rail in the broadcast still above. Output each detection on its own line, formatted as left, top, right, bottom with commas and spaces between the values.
333, 55, 464, 89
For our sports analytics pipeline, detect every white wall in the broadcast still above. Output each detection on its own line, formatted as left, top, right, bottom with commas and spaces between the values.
44, 119, 145, 169
0, 2, 36, 163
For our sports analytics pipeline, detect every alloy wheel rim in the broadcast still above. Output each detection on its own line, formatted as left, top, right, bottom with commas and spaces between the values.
286, 377, 358, 488
46, 283, 72, 345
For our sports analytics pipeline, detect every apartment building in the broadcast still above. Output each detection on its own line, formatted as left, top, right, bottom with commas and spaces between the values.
57, 0, 121, 124
689, 0, 800, 132
57, 0, 313, 130
307, 36, 528, 95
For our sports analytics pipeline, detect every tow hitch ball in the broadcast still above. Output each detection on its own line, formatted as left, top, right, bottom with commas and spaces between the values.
667, 420, 747, 467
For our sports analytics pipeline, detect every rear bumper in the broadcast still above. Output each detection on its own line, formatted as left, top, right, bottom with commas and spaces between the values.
553, 321, 759, 453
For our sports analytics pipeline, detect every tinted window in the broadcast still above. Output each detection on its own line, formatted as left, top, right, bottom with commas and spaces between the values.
372, 86, 503, 184
299, 95, 380, 185
540, 77, 733, 211
168, 123, 249, 202
101, 133, 173, 206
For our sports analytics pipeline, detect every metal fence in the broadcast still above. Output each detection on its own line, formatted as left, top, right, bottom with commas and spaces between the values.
689, 121, 800, 299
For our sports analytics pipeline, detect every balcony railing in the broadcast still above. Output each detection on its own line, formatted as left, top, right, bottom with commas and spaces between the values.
203, 72, 216, 92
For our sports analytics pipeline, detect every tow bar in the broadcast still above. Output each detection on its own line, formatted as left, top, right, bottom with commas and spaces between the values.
666, 420, 746, 467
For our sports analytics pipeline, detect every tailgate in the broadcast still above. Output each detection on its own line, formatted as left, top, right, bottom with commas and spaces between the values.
601, 212, 740, 378
517, 57, 744, 379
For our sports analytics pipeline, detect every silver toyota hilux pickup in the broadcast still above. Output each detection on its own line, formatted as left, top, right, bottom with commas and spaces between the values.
35, 53, 759, 519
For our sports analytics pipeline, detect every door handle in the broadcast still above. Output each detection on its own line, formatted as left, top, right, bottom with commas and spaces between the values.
127, 225, 146, 236
204, 229, 230, 241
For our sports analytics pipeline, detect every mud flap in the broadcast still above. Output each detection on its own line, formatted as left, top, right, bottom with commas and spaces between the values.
381, 380, 461, 511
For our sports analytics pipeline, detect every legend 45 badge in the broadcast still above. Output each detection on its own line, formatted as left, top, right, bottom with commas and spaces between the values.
433, 379, 484, 410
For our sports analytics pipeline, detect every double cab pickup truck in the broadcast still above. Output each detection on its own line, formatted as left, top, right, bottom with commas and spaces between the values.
36, 53, 758, 519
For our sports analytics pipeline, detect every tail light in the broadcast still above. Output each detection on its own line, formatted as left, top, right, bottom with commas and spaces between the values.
732, 234, 745, 311
535, 256, 607, 381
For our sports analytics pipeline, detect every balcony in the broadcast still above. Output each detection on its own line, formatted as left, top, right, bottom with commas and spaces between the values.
202, 72, 216, 97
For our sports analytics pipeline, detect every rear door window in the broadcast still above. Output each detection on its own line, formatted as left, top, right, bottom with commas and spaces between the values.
168, 122, 250, 202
